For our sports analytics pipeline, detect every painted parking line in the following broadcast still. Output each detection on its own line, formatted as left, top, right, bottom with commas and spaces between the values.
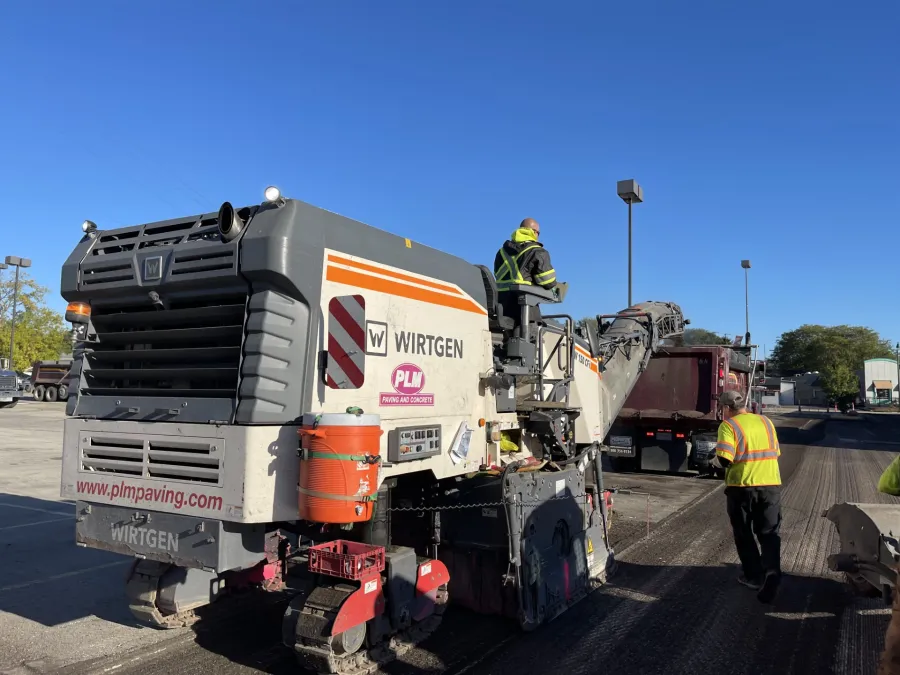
0, 502, 73, 517
0, 560, 131, 594
0, 516, 72, 532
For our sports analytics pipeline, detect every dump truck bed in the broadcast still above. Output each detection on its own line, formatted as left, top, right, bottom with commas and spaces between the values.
618, 346, 750, 422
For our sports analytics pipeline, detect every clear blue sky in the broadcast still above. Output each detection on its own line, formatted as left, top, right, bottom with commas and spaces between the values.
2, 0, 898, 356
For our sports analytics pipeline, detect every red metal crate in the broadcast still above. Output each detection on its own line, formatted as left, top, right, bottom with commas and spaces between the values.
308, 540, 386, 581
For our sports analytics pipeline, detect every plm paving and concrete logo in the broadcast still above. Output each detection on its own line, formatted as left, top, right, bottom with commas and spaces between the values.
379, 363, 434, 406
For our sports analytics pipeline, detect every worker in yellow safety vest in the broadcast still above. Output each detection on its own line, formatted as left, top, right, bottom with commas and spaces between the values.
493, 218, 557, 322
711, 389, 783, 604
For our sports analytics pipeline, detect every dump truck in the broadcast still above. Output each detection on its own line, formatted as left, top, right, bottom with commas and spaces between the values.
604, 344, 752, 473
59, 188, 685, 673
30, 359, 73, 402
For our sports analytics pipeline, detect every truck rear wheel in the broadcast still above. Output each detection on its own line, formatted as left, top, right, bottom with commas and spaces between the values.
57, 384, 69, 401
45, 386, 58, 402
33, 385, 45, 401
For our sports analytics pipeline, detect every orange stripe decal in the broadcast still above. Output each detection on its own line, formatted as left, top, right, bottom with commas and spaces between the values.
327, 255, 462, 295
574, 344, 601, 376
326, 266, 487, 315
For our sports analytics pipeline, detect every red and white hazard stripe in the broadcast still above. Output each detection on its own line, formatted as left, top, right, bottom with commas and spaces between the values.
326, 295, 366, 389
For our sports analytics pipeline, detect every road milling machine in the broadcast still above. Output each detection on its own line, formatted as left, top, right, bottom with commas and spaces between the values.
60, 188, 685, 673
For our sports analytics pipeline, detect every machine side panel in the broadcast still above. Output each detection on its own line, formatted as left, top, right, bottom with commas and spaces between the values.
61, 418, 301, 523
238, 201, 490, 424
315, 249, 493, 479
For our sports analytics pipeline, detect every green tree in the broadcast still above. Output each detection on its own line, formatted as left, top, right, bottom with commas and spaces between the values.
0, 270, 69, 371
820, 363, 861, 411
660, 328, 729, 347
682, 328, 730, 346
770, 324, 894, 375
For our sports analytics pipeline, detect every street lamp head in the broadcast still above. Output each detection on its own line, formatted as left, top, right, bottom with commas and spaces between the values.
4, 256, 31, 268
616, 179, 643, 204
741, 260, 751, 269
0, 263, 6, 271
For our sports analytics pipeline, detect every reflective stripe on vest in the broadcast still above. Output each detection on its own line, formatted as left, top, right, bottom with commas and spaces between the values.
723, 414, 781, 487
495, 244, 541, 291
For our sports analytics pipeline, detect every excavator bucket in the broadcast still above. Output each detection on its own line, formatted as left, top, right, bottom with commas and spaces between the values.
825, 502, 900, 601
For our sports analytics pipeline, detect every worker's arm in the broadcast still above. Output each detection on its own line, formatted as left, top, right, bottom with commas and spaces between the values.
714, 421, 735, 468
879, 456, 900, 496
532, 249, 557, 289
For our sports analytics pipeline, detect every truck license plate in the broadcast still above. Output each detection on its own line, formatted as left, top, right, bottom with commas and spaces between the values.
0, 395, 12, 402
607, 445, 635, 457
656, 432, 672, 441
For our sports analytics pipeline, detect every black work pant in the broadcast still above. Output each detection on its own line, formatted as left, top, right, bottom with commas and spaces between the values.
725, 486, 782, 582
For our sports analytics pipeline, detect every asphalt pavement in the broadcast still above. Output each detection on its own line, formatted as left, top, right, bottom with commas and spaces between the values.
2, 405, 899, 675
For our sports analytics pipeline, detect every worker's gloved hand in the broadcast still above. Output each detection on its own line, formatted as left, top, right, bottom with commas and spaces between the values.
710, 455, 724, 470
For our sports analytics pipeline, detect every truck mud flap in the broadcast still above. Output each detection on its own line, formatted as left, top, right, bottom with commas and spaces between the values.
75, 501, 267, 573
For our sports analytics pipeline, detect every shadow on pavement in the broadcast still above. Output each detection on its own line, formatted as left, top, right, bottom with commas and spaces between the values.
0, 492, 137, 628
176, 557, 879, 675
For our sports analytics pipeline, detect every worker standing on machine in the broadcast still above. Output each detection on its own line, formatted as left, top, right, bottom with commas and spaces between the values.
493, 218, 557, 322
710, 390, 783, 604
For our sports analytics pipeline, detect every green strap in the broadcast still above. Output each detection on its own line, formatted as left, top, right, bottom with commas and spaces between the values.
305, 451, 381, 463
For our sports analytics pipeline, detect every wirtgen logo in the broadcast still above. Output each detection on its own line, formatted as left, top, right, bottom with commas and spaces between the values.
110, 525, 179, 552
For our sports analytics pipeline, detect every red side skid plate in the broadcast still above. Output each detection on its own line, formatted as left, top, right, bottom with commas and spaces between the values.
413, 559, 449, 621
331, 574, 385, 636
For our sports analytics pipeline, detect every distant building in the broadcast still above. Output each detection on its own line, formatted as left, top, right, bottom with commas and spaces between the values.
793, 372, 828, 407
859, 358, 899, 406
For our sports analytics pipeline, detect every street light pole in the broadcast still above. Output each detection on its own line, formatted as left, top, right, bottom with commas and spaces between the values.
617, 179, 643, 308
4, 256, 32, 368
741, 260, 751, 346
895, 342, 899, 406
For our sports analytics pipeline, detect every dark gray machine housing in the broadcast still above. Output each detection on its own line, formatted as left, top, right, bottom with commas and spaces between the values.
60, 200, 489, 425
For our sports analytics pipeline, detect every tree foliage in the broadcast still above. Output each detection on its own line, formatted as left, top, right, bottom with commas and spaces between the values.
819, 363, 862, 411
682, 328, 730, 346
0, 270, 69, 371
769, 324, 895, 376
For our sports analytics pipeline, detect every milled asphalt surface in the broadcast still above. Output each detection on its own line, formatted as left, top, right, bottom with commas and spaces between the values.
2, 404, 899, 675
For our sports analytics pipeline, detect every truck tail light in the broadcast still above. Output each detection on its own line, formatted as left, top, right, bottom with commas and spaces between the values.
719, 368, 724, 378
646, 431, 654, 437
676, 433, 685, 439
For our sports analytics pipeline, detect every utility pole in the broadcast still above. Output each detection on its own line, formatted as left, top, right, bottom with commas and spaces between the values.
4, 256, 32, 368
741, 260, 751, 347
617, 179, 643, 308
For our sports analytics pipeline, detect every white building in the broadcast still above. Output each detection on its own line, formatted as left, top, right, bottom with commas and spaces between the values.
759, 380, 795, 408
860, 358, 899, 405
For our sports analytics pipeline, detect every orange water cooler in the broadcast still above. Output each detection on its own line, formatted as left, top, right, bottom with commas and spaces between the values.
298, 413, 383, 524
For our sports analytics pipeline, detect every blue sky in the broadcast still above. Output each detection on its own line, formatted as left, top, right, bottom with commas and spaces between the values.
1, 1, 898, 356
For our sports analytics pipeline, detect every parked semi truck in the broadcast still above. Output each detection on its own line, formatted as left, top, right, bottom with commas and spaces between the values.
30, 359, 73, 402
59, 188, 685, 674
604, 344, 752, 474
0, 361, 22, 408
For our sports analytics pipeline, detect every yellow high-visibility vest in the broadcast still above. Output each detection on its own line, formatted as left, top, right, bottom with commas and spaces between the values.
715, 412, 781, 487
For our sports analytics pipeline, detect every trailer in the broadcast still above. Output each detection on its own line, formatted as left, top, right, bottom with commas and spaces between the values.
604, 345, 752, 473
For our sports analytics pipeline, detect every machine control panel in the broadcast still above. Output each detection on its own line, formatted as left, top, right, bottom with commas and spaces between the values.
387, 425, 442, 462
